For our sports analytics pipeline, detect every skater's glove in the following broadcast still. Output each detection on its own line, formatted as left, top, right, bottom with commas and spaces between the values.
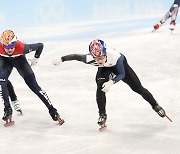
52, 57, 62, 66
29, 57, 39, 66
102, 80, 114, 93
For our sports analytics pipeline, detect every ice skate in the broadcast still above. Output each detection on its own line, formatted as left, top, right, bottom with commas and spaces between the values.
169, 21, 176, 31
153, 104, 172, 122
2, 107, 14, 127
49, 105, 64, 125
153, 104, 166, 117
152, 21, 162, 32
12, 100, 22, 115
98, 113, 107, 131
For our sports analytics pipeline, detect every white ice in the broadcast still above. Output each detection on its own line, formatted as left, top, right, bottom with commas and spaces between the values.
0, 24, 180, 154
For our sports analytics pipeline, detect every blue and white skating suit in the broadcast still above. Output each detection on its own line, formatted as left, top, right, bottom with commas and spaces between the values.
62, 48, 125, 83
61, 48, 158, 112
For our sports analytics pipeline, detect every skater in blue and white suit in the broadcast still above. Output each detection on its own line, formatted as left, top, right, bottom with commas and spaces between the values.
53, 39, 166, 125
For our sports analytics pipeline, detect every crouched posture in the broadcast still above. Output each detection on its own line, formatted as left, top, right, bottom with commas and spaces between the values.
53, 39, 166, 126
0, 30, 63, 124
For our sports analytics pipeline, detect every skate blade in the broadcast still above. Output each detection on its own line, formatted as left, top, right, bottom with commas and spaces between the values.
151, 29, 157, 33
165, 115, 172, 122
4, 121, 14, 127
99, 124, 107, 132
57, 118, 65, 125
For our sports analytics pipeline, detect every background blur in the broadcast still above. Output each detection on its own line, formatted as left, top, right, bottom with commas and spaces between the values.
0, 0, 173, 36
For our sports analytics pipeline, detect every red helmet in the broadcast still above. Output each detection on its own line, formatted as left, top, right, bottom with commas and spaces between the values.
89, 39, 106, 58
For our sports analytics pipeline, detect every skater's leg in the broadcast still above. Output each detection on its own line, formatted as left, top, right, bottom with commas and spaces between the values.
153, 10, 171, 30
154, 2, 179, 30
23, 73, 52, 108
169, 4, 179, 30
7, 80, 22, 112
7, 80, 17, 101
122, 57, 157, 107
96, 67, 113, 125
122, 58, 166, 117
16, 58, 52, 108
16, 58, 61, 121
160, 11, 171, 24
96, 67, 113, 114
0, 61, 12, 109
0, 80, 11, 109
160, 3, 179, 24
169, 4, 179, 22
24, 74, 62, 121
0, 60, 13, 121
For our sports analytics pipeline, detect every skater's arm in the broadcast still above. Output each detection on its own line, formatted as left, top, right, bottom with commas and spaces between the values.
24, 43, 44, 58
61, 53, 97, 65
113, 55, 125, 83
61, 54, 87, 63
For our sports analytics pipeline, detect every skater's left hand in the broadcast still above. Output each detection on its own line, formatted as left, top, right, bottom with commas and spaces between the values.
52, 57, 62, 66
102, 80, 114, 93
29, 57, 39, 66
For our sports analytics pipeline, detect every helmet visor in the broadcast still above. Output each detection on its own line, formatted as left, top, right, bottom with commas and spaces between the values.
4, 41, 16, 49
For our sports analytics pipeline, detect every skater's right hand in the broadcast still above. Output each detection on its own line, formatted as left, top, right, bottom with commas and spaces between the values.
102, 80, 114, 93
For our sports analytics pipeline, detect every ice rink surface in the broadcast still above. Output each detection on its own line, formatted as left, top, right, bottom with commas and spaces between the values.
0, 24, 180, 154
